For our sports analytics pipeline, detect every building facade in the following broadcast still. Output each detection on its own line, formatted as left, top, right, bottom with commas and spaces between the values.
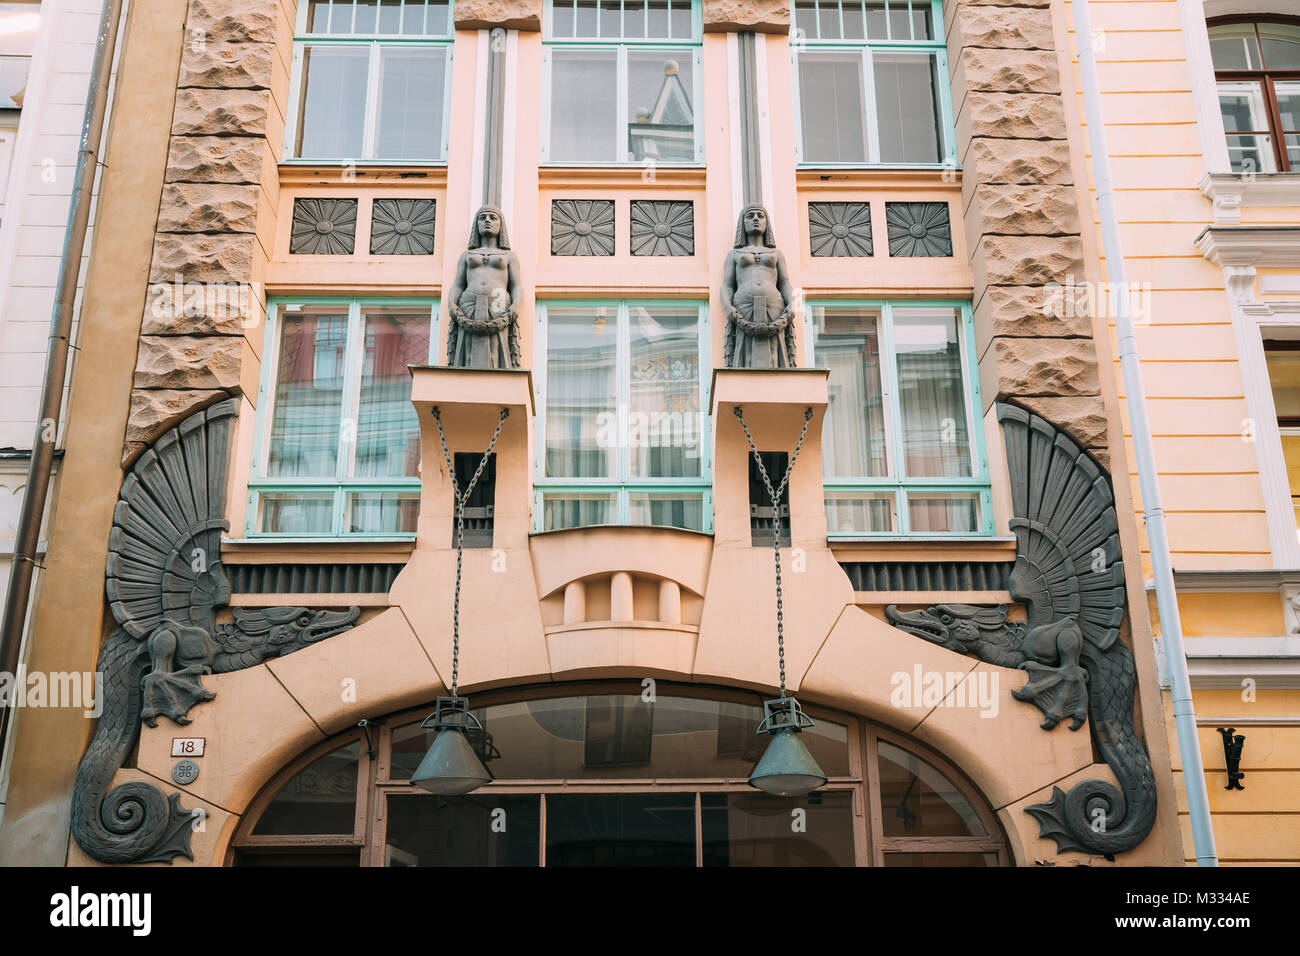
0, 0, 116, 830
0, 0, 1292, 867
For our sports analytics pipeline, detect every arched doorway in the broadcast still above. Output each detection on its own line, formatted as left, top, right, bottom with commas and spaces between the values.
228, 682, 1010, 866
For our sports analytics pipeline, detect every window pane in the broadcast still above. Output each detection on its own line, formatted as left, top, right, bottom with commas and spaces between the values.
599, 0, 620, 37
825, 491, 894, 533
877, 739, 988, 837
629, 306, 701, 478
1218, 81, 1276, 173
576, 0, 598, 36
375, 46, 445, 159
818, 2, 841, 40
384, 794, 540, 866
865, 0, 886, 38
893, 307, 972, 478
354, 0, 379, 33
348, 491, 419, 532
425, 0, 450, 34
542, 493, 617, 529
550, 49, 618, 162
798, 52, 867, 163
1265, 344, 1300, 533
553, 0, 574, 36
669, 0, 692, 38
545, 307, 617, 478
874, 51, 942, 164
251, 741, 358, 835
793, 0, 817, 39
268, 305, 350, 477
0, 54, 28, 109
1208, 23, 1261, 70
1260, 21, 1300, 69
627, 492, 705, 530
1278, 82, 1300, 132
305, 1, 342, 33
258, 491, 337, 534
376, 0, 403, 32
814, 306, 888, 478
0, 3, 38, 55
702, 791, 856, 866
389, 694, 852, 780
911, 2, 934, 40
624, 0, 645, 38
647, 0, 668, 38
355, 305, 429, 478
546, 793, 695, 866
842, 2, 865, 40
907, 491, 980, 534
628, 50, 696, 162
296, 45, 369, 159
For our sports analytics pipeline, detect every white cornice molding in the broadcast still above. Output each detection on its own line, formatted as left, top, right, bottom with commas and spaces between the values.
1196, 224, 1300, 270
1199, 172, 1300, 226
1170, 636, 1300, 689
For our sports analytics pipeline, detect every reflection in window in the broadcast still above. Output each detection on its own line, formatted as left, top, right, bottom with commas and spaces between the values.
792, 0, 950, 165
537, 302, 709, 531
877, 739, 986, 838
812, 302, 986, 536
545, 1, 701, 163
1264, 341, 1300, 535
385, 794, 540, 866
702, 791, 856, 866
253, 299, 435, 536
1209, 18, 1300, 172
251, 741, 359, 836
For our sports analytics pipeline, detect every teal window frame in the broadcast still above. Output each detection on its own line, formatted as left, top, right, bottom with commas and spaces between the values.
285, 0, 455, 165
805, 299, 992, 538
541, 0, 706, 165
789, 0, 957, 168
533, 299, 713, 532
247, 296, 440, 539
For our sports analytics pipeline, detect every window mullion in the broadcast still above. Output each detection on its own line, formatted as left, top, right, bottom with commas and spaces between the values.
862, 45, 880, 163
618, 302, 632, 497
363, 42, 383, 159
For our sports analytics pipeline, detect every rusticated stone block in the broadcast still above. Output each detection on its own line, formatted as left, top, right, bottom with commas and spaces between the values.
955, 47, 1060, 94
125, 388, 229, 450
1014, 395, 1109, 450
186, 0, 282, 43
149, 232, 258, 284
179, 41, 275, 90
959, 0, 1049, 7
958, 91, 1067, 142
990, 337, 1100, 397
454, 0, 542, 30
142, 276, 261, 336
171, 88, 272, 136
966, 184, 1080, 237
134, 335, 245, 390
703, 0, 790, 33
157, 183, 260, 234
166, 135, 267, 184
972, 234, 1084, 287
974, 285, 1093, 342
951, 3, 1054, 51
962, 137, 1073, 186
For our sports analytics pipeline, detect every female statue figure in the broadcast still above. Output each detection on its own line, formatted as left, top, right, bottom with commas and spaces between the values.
721, 205, 797, 368
446, 205, 523, 368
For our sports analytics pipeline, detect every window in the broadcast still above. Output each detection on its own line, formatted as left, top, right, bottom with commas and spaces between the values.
230, 684, 1011, 866
807, 301, 990, 536
249, 298, 438, 537
1264, 340, 1300, 536
543, 0, 703, 164
534, 300, 710, 532
0, 2, 37, 111
791, 0, 953, 166
1208, 17, 1300, 173
287, 0, 454, 162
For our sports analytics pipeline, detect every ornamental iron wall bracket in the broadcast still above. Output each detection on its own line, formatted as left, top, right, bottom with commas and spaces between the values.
1217, 727, 1246, 791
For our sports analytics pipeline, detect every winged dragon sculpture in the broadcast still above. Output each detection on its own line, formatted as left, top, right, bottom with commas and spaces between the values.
885, 404, 1156, 858
70, 400, 359, 863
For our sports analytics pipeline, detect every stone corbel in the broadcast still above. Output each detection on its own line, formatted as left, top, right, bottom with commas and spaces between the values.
454, 0, 542, 31
703, 0, 790, 34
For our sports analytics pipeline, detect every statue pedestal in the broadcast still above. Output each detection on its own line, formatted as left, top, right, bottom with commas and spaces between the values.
409, 366, 534, 549
710, 368, 829, 548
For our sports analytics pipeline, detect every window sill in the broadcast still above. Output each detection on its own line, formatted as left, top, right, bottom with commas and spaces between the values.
222, 535, 417, 554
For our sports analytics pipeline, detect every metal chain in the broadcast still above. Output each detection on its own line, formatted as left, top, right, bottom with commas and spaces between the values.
431, 406, 509, 697
733, 406, 813, 699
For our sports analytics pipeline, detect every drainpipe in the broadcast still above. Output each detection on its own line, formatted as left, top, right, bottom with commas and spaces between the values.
1070, 0, 1218, 865
0, 0, 125, 762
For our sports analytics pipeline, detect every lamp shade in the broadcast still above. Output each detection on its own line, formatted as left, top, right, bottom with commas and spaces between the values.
748, 726, 827, 797
410, 727, 492, 795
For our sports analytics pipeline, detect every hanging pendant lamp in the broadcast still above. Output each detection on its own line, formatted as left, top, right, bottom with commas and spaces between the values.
735, 406, 827, 798
410, 406, 508, 796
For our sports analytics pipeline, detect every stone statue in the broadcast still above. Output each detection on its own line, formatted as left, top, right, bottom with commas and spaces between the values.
447, 205, 522, 368
721, 204, 797, 368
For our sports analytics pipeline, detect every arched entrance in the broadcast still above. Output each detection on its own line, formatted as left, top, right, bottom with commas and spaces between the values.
227, 682, 1011, 866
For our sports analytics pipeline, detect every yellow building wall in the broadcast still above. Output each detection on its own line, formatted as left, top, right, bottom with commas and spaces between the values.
1058, 0, 1300, 863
